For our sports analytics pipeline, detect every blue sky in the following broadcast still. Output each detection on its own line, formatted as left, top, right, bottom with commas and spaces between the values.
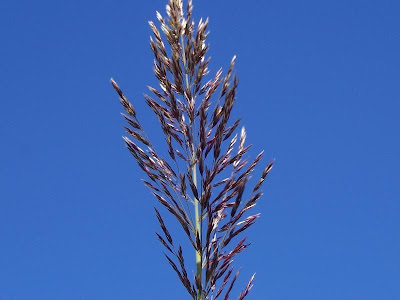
1, 0, 399, 299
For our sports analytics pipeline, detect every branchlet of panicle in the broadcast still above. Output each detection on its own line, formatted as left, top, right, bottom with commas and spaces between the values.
111, 0, 273, 299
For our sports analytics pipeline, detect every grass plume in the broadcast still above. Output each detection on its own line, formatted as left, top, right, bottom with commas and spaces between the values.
111, 0, 273, 298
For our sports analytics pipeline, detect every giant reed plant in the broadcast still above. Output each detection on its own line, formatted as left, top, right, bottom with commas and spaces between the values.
111, 0, 273, 298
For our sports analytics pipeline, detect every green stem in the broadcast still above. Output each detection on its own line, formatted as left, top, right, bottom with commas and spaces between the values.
180, 34, 203, 299
192, 150, 202, 299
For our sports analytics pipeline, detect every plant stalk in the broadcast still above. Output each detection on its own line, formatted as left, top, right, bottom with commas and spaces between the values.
181, 34, 203, 299
192, 150, 202, 299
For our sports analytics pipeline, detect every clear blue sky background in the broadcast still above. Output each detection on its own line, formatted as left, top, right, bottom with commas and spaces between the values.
1, 0, 399, 299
